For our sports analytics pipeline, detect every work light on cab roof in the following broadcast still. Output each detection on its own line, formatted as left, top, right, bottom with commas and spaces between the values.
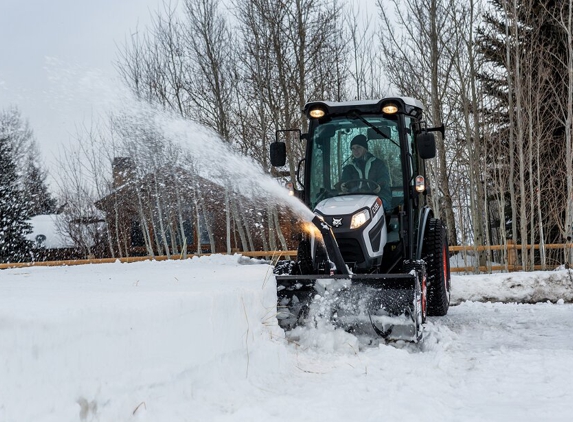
382, 103, 398, 114
309, 107, 326, 119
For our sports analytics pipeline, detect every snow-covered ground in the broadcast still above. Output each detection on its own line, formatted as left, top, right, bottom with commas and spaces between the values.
1, 255, 572, 422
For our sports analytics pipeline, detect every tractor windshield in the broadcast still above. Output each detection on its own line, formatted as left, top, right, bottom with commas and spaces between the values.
308, 115, 404, 211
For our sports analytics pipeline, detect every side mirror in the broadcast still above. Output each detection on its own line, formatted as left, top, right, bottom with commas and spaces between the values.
270, 141, 286, 167
417, 132, 436, 159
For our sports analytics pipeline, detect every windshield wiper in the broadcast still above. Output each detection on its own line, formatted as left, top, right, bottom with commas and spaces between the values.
348, 111, 400, 148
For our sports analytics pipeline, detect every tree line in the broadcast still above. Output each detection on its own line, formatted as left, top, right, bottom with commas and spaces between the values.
2, 0, 573, 269
0, 108, 57, 263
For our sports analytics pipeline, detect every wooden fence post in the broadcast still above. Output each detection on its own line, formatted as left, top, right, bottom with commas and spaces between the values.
507, 239, 517, 271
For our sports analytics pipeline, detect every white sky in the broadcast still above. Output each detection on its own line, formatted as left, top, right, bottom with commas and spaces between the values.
0, 0, 378, 190
0, 0, 165, 185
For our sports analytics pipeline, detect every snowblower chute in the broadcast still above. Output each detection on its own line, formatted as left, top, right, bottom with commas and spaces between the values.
276, 216, 426, 342
271, 98, 451, 342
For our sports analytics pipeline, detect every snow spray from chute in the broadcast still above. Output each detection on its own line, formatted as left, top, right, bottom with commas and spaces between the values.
117, 102, 316, 222
119, 105, 367, 349
43, 58, 315, 222
42, 59, 314, 226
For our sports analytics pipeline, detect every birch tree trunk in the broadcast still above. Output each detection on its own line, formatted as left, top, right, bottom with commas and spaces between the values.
136, 186, 155, 258
273, 208, 289, 252
502, 0, 518, 253
230, 196, 249, 251
225, 187, 231, 254
152, 172, 171, 257
566, 0, 573, 265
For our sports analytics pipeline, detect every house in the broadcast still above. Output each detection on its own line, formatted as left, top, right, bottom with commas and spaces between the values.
26, 214, 83, 261
95, 157, 295, 258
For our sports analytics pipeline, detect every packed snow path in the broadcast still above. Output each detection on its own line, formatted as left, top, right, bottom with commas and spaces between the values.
275, 302, 573, 422
1, 256, 572, 422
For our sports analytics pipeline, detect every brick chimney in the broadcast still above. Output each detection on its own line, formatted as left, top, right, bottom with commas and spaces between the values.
112, 157, 135, 188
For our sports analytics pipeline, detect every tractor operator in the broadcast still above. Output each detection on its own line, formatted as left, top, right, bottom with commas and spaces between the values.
339, 134, 392, 212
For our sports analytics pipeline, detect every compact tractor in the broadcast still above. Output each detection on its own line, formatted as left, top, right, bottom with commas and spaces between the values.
271, 98, 451, 342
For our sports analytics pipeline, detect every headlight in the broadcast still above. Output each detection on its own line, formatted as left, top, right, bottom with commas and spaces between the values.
350, 209, 370, 229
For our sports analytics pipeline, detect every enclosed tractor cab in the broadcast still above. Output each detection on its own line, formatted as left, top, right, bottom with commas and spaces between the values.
271, 97, 451, 342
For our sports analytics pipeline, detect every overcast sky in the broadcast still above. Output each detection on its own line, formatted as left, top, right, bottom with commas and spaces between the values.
0, 0, 164, 186
0, 0, 377, 190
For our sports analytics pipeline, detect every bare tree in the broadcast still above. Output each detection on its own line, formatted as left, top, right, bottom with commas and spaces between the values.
542, 0, 573, 265
345, 4, 386, 100
377, 0, 459, 246
55, 129, 111, 258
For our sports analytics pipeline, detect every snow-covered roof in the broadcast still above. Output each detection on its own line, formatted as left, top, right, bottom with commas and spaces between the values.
26, 214, 75, 249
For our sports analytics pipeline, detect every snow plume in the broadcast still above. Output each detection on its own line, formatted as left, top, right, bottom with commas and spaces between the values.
44, 58, 315, 222
112, 102, 315, 221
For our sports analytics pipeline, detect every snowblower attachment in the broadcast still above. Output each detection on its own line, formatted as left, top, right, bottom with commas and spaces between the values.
276, 216, 425, 342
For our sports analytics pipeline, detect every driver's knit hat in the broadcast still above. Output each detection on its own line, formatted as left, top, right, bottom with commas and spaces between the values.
350, 134, 368, 150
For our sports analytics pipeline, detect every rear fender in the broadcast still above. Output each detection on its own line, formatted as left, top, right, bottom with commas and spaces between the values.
415, 207, 433, 260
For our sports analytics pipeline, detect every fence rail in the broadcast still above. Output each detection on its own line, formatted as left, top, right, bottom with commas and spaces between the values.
0, 251, 297, 270
1, 244, 571, 272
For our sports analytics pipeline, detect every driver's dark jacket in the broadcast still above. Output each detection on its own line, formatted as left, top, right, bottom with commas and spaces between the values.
341, 152, 392, 211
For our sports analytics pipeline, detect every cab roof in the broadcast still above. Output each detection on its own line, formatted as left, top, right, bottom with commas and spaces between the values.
304, 97, 424, 118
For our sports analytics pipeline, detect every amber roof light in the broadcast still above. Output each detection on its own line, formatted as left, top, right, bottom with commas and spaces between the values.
382, 103, 398, 114
309, 108, 326, 118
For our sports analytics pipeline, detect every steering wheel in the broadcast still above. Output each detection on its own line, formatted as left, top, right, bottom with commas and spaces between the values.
340, 178, 381, 194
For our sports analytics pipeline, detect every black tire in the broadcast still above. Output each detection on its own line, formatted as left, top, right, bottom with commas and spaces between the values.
423, 218, 451, 316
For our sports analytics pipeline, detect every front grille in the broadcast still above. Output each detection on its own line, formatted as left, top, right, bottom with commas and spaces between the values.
338, 238, 364, 264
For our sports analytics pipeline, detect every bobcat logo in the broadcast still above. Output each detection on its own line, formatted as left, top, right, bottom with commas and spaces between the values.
332, 218, 343, 228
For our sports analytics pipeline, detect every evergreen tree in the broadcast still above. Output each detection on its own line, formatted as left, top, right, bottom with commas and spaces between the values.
22, 155, 58, 216
1, 106, 57, 217
0, 138, 33, 263
477, 0, 567, 241
478, 0, 565, 125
